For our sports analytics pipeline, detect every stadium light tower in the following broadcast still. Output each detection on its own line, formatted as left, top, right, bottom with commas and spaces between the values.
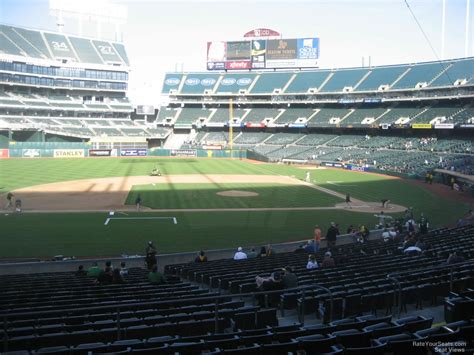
49, 0, 127, 41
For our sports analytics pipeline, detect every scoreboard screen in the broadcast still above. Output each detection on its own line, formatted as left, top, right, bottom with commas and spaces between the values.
136, 105, 155, 115
207, 37, 319, 70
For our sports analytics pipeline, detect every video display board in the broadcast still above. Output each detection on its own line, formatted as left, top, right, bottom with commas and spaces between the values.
207, 37, 319, 70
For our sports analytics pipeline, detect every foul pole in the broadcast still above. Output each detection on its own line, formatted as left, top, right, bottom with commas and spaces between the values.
229, 99, 233, 152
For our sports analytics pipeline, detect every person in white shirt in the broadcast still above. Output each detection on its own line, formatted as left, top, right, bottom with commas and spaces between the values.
382, 228, 397, 241
233, 247, 247, 260
306, 254, 318, 269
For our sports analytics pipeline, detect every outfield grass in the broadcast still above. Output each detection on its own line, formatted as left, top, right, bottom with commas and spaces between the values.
126, 183, 340, 209
0, 210, 399, 258
0, 158, 468, 258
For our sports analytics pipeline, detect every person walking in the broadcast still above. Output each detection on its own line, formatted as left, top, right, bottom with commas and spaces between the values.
314, 225, 321, 253
135, 194, 142, 210
345, 193, 352, 209
326, 222, 339, 249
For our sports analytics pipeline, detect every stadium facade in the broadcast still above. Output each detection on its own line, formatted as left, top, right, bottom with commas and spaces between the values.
0, 23, 169, 155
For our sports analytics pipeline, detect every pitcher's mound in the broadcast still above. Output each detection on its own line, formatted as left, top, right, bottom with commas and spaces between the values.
217, 190, 259, 197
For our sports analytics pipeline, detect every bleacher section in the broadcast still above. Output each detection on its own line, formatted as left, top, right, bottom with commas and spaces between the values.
355, 66, 407, 91
163, 57, 473, 95
175, 108, 212, 126
0, 24, 128, 66
180, 74, 220, 95
273, 108, 315, 125
285, 71, 331, 93
0, 24, 144, 141
250, 73, 293, 94
307, 108, 351, 127
322, 68, 368, 92
3, 224, 472, 354
208, 108, 246, 123
243, 108, 281, 123
215, 74, 257, 94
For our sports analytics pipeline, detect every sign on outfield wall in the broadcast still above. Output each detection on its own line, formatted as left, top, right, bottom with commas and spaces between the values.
170, 149, 197, 157
120, 148, 148, 157
89, 149, 112, 157
54, 149, 85, 158
0, 149, 9, 159
22, 149, 41, 158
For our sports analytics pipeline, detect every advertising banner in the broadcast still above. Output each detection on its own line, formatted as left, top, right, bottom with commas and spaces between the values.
251, 40, 266, 69
202, 145, 222, 150
244, 28, 281, 37
22, 149, 40, 158
412, 124, 432, 129
345, 165, 368, 172
207, 41, 227, 70
89, 149, 112, 157
434, 123, 454, 129
320, 162, 344, 168
120, 148, 148, 157
53, 149, 85, 158
266, 39, 297, 60
225, 60, 251, 70
0, 149, 9, 159
170, 149, 197, 157
297, 38, 319, 59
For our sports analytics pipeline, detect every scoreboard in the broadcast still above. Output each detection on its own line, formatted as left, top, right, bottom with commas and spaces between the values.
207, 37, 319, 70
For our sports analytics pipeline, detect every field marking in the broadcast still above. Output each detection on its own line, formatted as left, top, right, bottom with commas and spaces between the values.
326, 181, 358, 186
104, 216, 178, 226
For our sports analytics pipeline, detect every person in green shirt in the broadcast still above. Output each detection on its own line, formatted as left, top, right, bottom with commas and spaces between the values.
87, 262, 103, 278
148, 265, 165, 285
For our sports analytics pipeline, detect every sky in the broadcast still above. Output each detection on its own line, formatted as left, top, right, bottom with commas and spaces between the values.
0, 0, 472, 105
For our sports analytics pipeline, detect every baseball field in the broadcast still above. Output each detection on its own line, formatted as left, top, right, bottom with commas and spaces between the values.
0, 157, 468, 259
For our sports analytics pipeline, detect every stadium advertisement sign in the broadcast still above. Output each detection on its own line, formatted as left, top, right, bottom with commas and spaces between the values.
266, 39, 297, 60
0, 149, 9, 159
434, 123, 454, 129
53, 149, 85, 158
89, 149, 112, 157
207, 37, 319, 70
225, 60, 251, 70
120, 148, 148, 157
297, 38, 319, 66
251, 40, 266, 69
345, 165, 368, 172
207, 41, 227, 70
321, 162, 344, 168
22, 149, 40, 158
170, 149, 197, 157
412, 124, 432, 129
244, 28, 281, 37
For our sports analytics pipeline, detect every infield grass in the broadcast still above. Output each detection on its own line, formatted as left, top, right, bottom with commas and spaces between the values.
126, 183, 340, 209
0, 157, 468, 258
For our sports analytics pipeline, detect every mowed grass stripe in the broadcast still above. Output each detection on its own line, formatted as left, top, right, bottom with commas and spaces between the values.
0, 158, 267, 192
0, 209, 391, 258
126, 183, 340, 209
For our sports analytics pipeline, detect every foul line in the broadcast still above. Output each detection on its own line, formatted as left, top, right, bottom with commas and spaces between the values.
104, 217, 178, 226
